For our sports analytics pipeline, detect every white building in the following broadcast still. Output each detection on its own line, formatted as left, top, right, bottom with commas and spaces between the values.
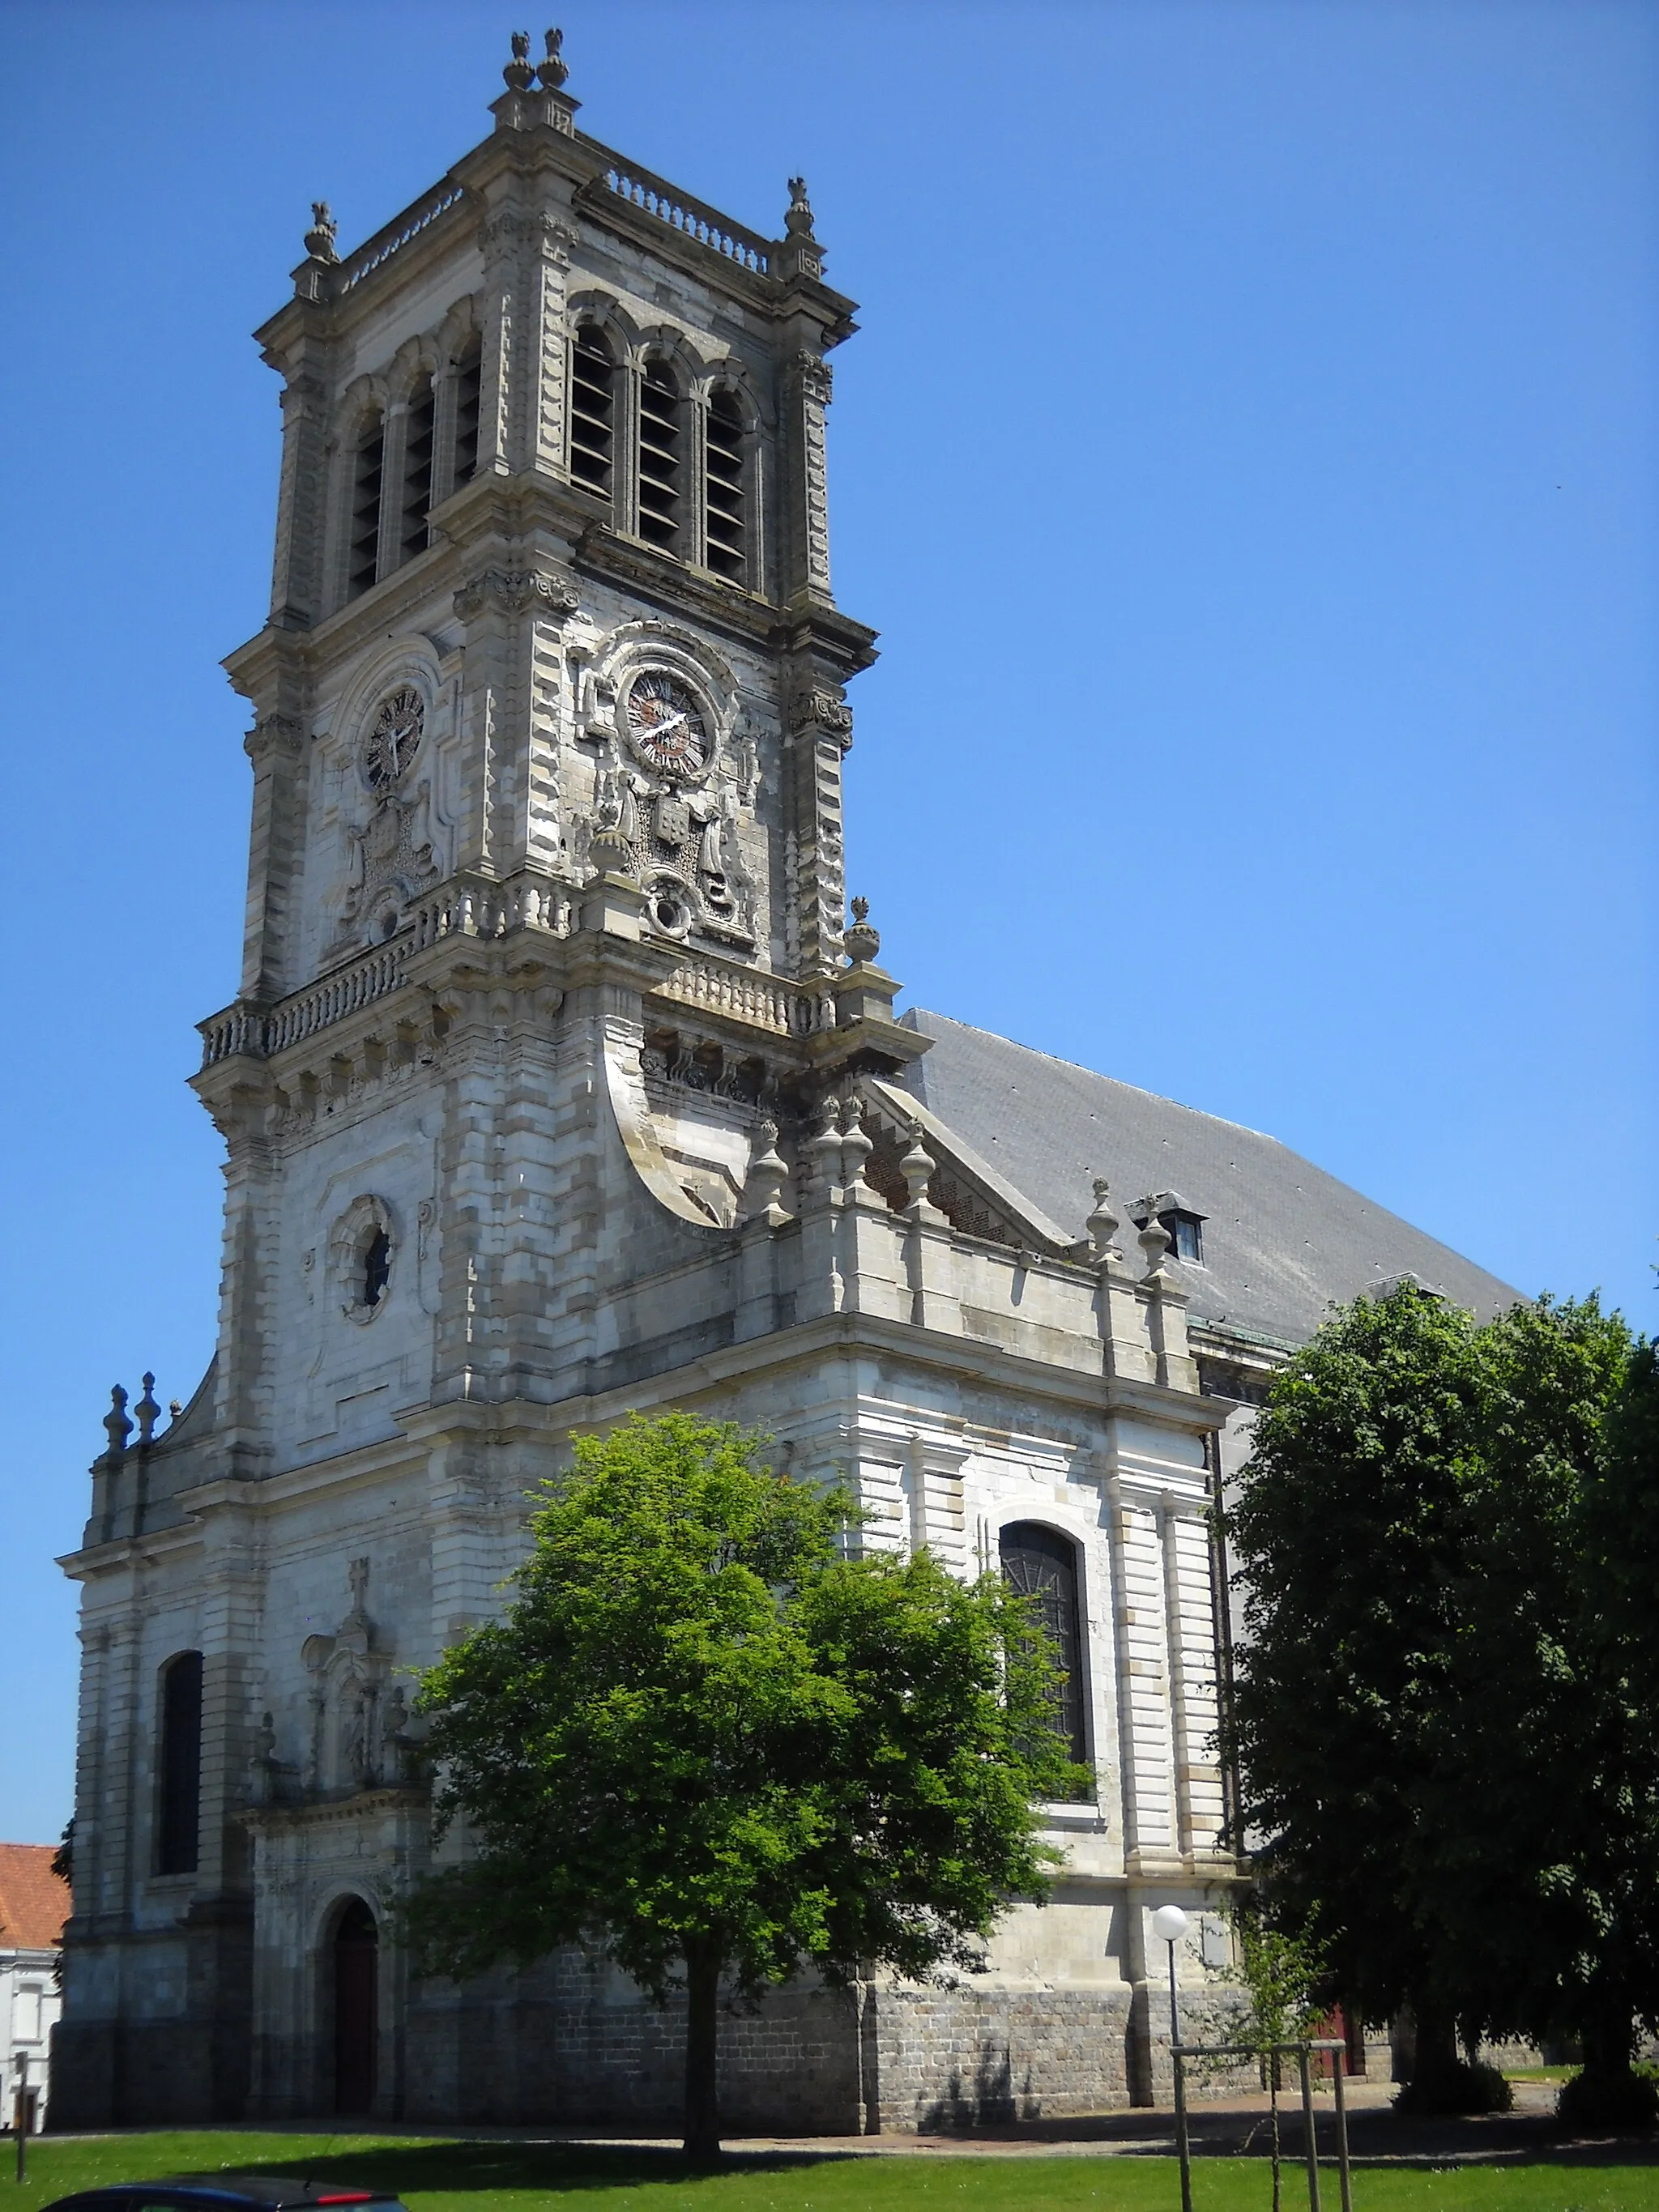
55, 29, 1514, 2133
0, 1845, 67, 2133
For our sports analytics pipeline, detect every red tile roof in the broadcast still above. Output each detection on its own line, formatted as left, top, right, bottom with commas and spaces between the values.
0, 1844, 69, 1950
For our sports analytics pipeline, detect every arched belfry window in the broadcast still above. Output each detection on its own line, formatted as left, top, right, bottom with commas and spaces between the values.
704, 386, 746, 584
400, 377, 435, 563
999, 1523, 1088, 1764
452, 339, 482, 488
637, 356, 684, 551
348, 413, 385, 598
569, 323, 616, 500
156, 1650, 203, 1875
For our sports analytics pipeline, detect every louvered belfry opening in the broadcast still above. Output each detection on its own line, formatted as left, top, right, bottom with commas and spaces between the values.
156, 1650, 203, 1875
452, 340, 482, 487
704, 386, 746, 582
332, 1896, 379, 2114
637, 357, 682, 549
348, 416, 385, 596
400, 377, 436, 561
1000, 1522, 1089, 1766
569, 323, 616, 497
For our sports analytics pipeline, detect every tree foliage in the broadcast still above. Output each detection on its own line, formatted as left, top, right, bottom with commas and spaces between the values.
398, 1413, 1086, 2154
1223, 1282, 1654, 2099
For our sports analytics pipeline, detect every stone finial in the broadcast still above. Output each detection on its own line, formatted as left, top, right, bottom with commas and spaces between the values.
346, 1555, 370, 1620
536, 27, 568, 87
843, 896, 881, 965
808, 1093, 844, 1194
103, 1384, 133, 1460
840, 1095, 875, 1196
504, 30, 535, 90
786, 177, 817, 238
1085, 1178, 1121, 1262
1137, 1204, 1173, 1276
304, 200, 339, 264
741, 1119, 792, 1229
134, 1373, 161, 1446
901, 1120, 937, 1211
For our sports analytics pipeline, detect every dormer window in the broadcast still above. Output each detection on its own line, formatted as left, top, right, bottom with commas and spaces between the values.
1171, 1215, 1203, 1264
1136, 1191, 1206, 1267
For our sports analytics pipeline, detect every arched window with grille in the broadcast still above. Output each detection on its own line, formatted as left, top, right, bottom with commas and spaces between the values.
156, 1650, 203, 1875
637, 356, 683, 551
399, 376, 435, 563
569, 322, 616, 501
348, 414, 384, 598
451, 339, 482, 488
999, 1522, 1088, 1766
704, 386, 746, 584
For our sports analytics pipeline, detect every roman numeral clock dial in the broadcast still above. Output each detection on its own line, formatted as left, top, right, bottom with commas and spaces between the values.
625, 671, 709, 778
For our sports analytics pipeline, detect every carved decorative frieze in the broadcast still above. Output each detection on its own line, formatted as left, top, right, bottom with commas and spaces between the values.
453, 569, 582, 620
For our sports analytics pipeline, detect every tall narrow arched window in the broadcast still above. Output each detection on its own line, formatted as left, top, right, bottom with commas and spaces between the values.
452, 340, 482, 488
399, 377, 435, 563
348, 415, 384, 598
569, 323, 616, 500
156, 1650, 203, 1875
637, 357, 683, 551
704, 386, 746, 584
999, 1523, 1088, 1765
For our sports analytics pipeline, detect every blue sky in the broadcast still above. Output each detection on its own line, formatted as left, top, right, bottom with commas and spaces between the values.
0, 0, 1653, 1843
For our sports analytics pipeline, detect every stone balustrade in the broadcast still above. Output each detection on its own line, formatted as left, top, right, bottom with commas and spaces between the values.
652, 955, 824, 1037
335, 181, 466, 293
597, 164, 771, 274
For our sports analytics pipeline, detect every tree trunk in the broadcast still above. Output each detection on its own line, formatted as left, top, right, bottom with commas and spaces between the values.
1410, 2004, 1461, 2095
682, 1937, 723, 2159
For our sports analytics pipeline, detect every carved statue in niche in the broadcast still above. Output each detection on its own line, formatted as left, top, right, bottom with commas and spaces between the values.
300, 1554, 395, 1796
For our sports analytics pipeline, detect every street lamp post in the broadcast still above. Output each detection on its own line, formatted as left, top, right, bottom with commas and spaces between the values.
1151, 1905, 1192, 2212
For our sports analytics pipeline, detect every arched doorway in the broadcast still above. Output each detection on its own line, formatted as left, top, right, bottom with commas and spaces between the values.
332, 1896, 378, 2113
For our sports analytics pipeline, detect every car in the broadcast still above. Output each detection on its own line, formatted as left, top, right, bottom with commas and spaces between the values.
43, 2182, 410, 2212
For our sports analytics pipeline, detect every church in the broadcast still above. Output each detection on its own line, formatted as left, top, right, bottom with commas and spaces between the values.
54, 31, 1516, 2133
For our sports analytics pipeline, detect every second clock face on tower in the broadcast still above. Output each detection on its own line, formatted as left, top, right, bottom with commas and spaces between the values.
624, 670, 710, 778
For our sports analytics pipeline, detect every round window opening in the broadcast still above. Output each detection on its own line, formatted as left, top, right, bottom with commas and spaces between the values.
650, 889, 691, 938
331, 1196, 398, 1324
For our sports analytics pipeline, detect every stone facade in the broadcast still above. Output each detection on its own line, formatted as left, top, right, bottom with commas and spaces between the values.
56, 32, 1512, 2133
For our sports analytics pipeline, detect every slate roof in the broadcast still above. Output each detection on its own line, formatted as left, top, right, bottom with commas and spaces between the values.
0, 1844, 68, 1951
898, 1009, 1521, 1353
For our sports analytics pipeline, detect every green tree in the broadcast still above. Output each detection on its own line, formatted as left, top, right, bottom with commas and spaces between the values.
398, 1413, 1086, 2155
1223, 1283, 1648, 2103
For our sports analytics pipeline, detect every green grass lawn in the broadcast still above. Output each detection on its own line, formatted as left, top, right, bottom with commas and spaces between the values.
6, 2133, 1659, 2212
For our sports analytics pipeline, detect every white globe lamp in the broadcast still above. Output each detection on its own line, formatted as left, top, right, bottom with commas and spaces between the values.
1152, 1903, 1188, 1945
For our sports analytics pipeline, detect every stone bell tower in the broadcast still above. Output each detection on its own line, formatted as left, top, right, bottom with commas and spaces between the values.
58, 27, 1243, 2134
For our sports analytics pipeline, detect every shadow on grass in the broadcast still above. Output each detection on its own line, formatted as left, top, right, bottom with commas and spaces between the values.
170, 2145, 858, 2194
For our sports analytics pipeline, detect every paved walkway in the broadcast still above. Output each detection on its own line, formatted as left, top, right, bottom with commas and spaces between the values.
59, 2082, 1658, 2167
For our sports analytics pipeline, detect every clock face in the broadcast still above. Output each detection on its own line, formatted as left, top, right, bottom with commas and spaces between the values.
361, 687, 424, 791
625, 671, 709, 778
